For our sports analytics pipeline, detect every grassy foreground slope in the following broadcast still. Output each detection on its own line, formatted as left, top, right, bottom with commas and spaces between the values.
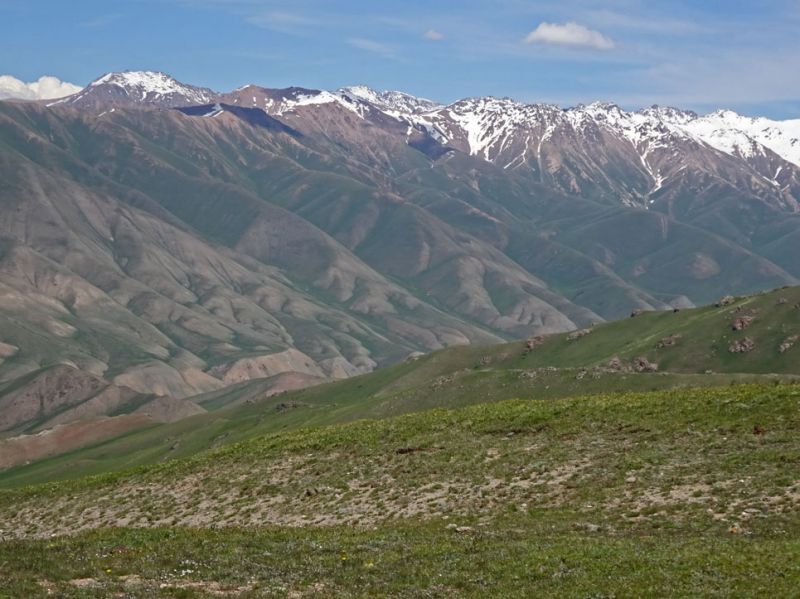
0, 383, 799, 596
2, 285, 799, 488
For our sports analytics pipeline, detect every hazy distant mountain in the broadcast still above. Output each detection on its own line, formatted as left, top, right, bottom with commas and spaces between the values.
2, 70, 800, 432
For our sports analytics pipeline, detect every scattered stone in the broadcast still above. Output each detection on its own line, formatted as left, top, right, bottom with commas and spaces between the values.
605, 357, 633, 373
625, 476, 637, 483
632, 357, 659, 372
630, 309, 643, 318
731, 316, 753, 331
69, 579, 101, 589
395, 446, 424, 455
716, 295, 736, 307
447, 524, 474, 533
729, 337, 755, 353
431, 374, 455, 389
478, 355, 492, 366
779, 335, 798, 353
655, 334, 682, 349
777, 298, 788, 305
274, 401, 307, 413
567, 328, 592, 341
405, 351, 425, 362
673, 307, 681, 313
753, 424, 765, 435
524, 336, 545, 351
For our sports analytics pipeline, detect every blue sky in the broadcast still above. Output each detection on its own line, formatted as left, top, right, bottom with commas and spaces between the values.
1, 0, 798, 117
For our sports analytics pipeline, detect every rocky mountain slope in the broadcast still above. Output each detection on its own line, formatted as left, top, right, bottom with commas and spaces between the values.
3, 70, 800, 440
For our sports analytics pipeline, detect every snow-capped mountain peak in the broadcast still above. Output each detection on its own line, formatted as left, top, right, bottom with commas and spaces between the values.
339, 86, 441, 116
638, 105, 697, 123
338, 85, 382, 104
50, 70, 217, 108
682, 110, 800, 167
42, 69, 800, 171
90, 70, 216, 103
92, 70, 177, 91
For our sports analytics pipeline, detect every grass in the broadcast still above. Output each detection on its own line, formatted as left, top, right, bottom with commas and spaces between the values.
2, 362, 792, 489
2, 287, 800, 595
4, 285, 800, 488
1, 524, 798, 597
0, 382, 799, 596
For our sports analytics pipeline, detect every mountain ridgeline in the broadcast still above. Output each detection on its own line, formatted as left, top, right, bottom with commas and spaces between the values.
2, 70, 800, 438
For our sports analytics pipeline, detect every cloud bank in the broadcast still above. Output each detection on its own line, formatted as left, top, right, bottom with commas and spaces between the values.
0, 75, 82, 100
524, 22, 614, 50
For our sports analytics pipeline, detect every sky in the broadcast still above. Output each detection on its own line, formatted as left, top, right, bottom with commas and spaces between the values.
0, 0, 798, 117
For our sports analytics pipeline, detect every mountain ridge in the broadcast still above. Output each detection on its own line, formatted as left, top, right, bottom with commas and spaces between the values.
47, 70, 800, 169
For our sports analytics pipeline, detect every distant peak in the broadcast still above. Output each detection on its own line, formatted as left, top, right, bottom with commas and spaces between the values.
639, 105, 698, 123
584, 101, 623, 112
91, 70, 175, 87
707, 108, 745, 120
338, 85, 380, 103
339, 85, 441, 114
63, 70, 217, 108
341, 84, 376, 96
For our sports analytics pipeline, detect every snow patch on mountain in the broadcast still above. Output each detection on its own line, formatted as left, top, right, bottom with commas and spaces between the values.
91, 71, 215, 102
678, 110, 800, 167
339, 86, 441, 117
285, 90, 366, 117
51, 70, 217, 108
51, 70, 800, 174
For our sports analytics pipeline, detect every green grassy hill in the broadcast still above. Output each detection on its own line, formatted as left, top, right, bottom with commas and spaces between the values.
1, 288, 800, 596
2, 285, 799, 488
1, 383, 798, 596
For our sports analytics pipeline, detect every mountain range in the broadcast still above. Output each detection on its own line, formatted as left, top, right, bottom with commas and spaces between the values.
2, 69, 800, 439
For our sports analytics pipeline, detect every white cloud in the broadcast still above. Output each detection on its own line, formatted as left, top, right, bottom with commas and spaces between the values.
423, 29, 444, 41
524, 22, 614, 50
346, 37, 395, 58
246, 11, 320, 34
0, 75, 82, 101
